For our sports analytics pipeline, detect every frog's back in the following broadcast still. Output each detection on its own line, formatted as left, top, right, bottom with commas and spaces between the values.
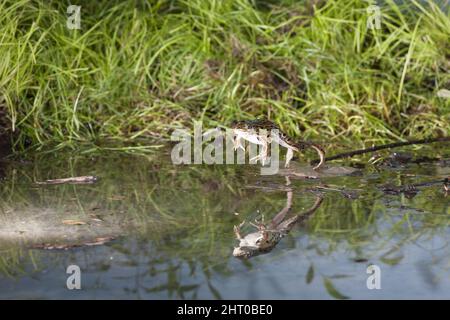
231, 119, 280, 131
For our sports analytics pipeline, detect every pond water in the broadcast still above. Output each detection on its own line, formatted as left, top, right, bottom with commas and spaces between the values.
0, 145, 449, 299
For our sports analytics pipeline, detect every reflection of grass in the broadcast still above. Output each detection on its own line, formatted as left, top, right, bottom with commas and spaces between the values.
307, 187, 449, 253
0, 152, 449, 298
0, 247, 39, 278
0, 0, 449, 150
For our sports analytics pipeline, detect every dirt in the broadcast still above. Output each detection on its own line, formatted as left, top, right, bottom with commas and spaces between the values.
0, 206, 124, 249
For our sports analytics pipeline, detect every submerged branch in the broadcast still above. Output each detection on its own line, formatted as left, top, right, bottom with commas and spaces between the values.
311, 137, 450, 164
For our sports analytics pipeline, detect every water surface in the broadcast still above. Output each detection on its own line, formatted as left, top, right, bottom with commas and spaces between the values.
0, 146, 449, 299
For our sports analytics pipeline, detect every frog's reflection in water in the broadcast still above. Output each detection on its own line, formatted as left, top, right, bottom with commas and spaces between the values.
233, 177, 323, 258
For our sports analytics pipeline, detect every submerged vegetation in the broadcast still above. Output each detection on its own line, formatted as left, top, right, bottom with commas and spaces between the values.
0, 0, 449, 151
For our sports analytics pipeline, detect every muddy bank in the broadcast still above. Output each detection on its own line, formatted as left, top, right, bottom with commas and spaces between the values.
0, 206, 124, 248
0, 134, 10, 159
0, 132, 11, 160
0, 138, 9, 180
0, 105, 10, 150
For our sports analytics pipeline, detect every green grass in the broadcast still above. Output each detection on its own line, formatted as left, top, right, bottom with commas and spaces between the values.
0, 0, 449, 151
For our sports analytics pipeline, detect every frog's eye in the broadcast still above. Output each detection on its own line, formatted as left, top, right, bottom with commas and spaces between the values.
255, 238, 262, 245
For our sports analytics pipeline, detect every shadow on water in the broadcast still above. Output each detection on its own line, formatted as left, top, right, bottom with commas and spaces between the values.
0, 145, 449, 299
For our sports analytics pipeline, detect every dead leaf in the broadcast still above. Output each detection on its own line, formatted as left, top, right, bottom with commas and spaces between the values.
108, 195, 126, 200
62, 220, 87, 225
85, 236, 115, 246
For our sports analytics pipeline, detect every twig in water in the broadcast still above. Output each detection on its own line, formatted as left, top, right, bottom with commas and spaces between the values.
311, 137, 450, 165
379, 178, 449, 197
35, 176, 98, 185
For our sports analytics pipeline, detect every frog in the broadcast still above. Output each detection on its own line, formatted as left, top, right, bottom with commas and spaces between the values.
230, 119, 325, 170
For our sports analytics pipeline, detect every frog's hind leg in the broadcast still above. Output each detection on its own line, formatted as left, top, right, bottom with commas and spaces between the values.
310, 144, 326, 170
249, 153, 261, 164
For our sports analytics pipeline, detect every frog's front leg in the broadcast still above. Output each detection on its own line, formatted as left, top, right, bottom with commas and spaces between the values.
233, 220, 246, 240
250, 214, 266, 231
259, 136, 270, 166
233, 136, 245, 151
285, 147, 294, 168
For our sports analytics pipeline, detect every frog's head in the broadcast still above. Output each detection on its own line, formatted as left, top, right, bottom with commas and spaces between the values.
233, 228, 281, 258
